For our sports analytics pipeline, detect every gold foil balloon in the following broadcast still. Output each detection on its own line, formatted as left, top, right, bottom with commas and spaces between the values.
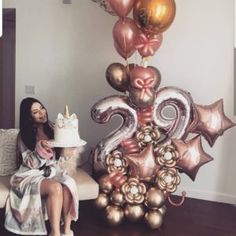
124, 204, 145, 222
145, 187, 165, 209
95, 193, 109, 209
133, 0, 176, 34
105, 205, 125, 226
99, 175, 114, 194
110, 190, 125, 206
144, 210, 163, 229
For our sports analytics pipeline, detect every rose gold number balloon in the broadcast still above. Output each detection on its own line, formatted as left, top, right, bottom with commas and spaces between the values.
133, 0, 176, 34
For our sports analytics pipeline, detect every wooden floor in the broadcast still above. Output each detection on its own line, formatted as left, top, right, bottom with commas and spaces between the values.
1, 197, 236, 236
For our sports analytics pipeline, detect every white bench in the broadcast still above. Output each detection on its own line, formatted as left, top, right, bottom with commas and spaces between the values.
0, 129, 99, 208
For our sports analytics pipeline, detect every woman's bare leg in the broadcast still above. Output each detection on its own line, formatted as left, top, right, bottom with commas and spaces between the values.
40, 179, 63, 236
62, 186, 73, 234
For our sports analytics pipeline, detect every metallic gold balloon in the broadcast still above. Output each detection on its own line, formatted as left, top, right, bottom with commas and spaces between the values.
95, 193, 109, 209
110, 190, 125, 206
144, 210, 163, 229
106, 63, 129, 92
99, 175, 114, 194
158, 205, 167, 215
105, 205, 125, 226
145, 187, 165, 209
124, 204, 145, 222
133, 0, 176, 34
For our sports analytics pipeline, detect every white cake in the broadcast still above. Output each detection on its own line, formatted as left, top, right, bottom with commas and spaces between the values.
51, 106, 86, 148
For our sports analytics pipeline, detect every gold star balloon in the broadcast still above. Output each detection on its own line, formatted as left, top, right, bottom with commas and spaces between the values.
172, 135, 213, 181
125, 144, 160, 181
188, 99, 235, 147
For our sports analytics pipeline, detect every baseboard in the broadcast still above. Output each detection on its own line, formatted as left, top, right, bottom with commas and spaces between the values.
174, 187, 236, 205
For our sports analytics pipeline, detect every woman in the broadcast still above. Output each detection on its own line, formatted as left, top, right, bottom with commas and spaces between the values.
4, 97, 78, 236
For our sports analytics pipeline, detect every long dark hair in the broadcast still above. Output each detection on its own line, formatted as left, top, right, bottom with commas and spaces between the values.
19, 97, 54, 150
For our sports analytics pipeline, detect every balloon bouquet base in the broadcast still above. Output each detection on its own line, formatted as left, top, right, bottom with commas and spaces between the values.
91, 0, 235, 229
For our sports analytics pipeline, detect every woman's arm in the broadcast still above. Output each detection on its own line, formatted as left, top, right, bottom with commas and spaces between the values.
17, 134, 54, 169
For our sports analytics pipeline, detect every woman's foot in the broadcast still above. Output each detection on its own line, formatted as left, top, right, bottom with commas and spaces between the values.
61, 229, 74, 236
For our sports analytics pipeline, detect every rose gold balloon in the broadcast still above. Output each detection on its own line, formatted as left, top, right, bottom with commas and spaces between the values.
133, 0, 176, 34
130, 88, 155, 108
136, 33, 163, 57
129, 66, 158, 107
109, 0, 135, 18
124, 204, 145, 222
106, 63, 129, 92
188, 99, 235, 147
113, 17, 139, 59
144, 210, 163, 229
148, 66, 161, 90
105, 205, 125, 226
172, 135, 213, 181
95, 193, 109, 209
125, 144, 160, 181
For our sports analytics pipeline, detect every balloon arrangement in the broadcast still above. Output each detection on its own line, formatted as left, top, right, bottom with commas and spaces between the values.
91, 0, 235, 229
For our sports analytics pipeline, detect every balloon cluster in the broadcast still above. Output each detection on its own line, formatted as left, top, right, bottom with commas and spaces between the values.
91, 0, 235, 229
93, 0, 175, 59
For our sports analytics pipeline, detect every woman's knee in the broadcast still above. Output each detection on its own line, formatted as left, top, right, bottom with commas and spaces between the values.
41, 180, 63, 196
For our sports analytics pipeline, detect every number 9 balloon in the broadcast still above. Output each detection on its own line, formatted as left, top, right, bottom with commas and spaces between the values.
133, 0, 176, 35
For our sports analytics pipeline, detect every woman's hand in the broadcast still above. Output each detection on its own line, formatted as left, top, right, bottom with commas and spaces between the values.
41, 140, 53, 152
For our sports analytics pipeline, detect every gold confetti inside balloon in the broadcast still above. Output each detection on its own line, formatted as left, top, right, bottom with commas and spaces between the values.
133, 0, 176, 34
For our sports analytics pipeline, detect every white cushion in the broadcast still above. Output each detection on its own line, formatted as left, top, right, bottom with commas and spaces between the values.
0, 129, 19, 176
0, 175, 11, 208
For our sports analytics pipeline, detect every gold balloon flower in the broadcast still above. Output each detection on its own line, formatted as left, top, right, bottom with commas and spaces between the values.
121, 178, 147, 204
136, 125, 160, 148
106, 150, 128, 174
156, 145, 179, 168
156, 168, 180, 193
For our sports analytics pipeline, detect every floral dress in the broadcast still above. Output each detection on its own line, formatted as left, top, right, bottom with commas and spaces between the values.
4, 134, 79, 235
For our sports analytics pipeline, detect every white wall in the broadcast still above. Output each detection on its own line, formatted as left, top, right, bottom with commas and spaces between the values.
3, 0, 236, 204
